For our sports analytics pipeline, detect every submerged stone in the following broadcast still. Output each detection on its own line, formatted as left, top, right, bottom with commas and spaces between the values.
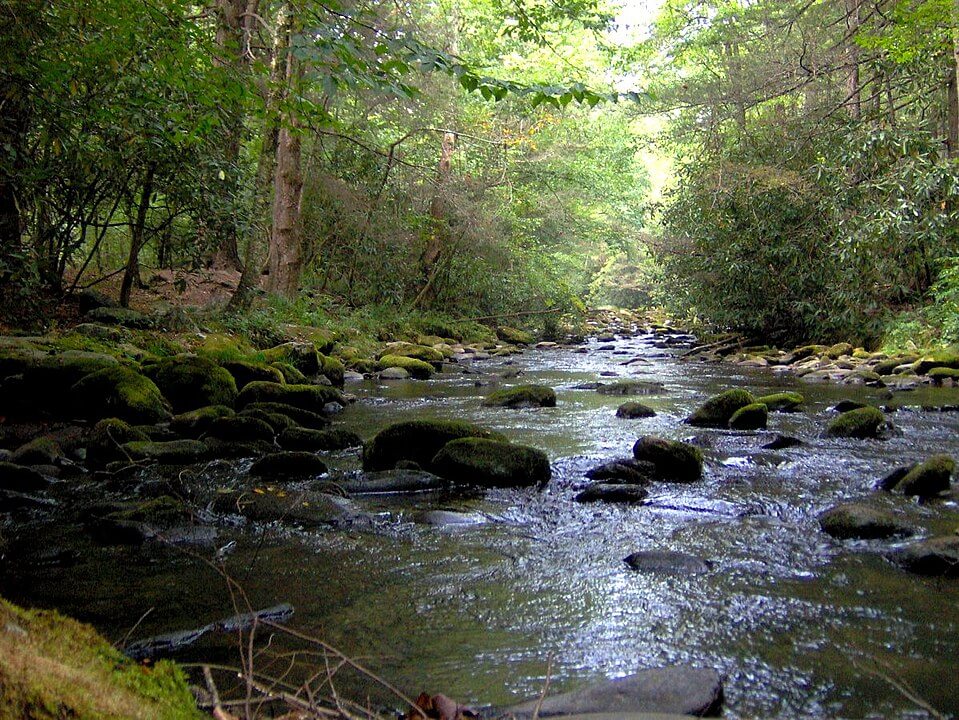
616, 402, 657, 419
818, 503, 913, 540
575, 483, 648, 504
596, 380, 666, 396
824, 406, 887, 439
431, 438, 551, 488
754, 392, 804, 412
686, 389, 755, 427
728, 403, 768, 430
362, 419, 504, 471
624, 551, 712, 574
895, 455, 954, 498
890, 536, 959, 577
632, 436, 703, 483
482, 384, 556, 408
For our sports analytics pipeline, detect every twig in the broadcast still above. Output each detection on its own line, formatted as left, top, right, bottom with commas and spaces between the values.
531, 652, 554, 720
117, 607, 154, 650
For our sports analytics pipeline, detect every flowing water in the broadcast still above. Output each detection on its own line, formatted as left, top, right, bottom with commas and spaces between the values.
4, 333, 959, 718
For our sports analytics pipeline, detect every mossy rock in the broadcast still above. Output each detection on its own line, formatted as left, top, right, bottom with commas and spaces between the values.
913, 351, 959, 375
71, 366, 171, 424
278, 426, 362, 451
84, 306, 156, 329
198, 332, 252, 359
236, 381, 344, 413
728, 403, 768, 430
890, 536, 959, 577
169, 405, 235, 438
482, 384, 556, 408
895, 455, 954, 498
431, 437, 551, 488
5, 351, 121, 416
85, 418, 150, 465
754, 392, 804, 412
212, 488, 350, 526
277, 324, 338, 355
122, 440, 210, 464
320, 353, 345, 386
270, 361, 307, 384
596, 380, 666, 396
262, 342, 321, 375
686, 389, 755, 427
221, 360, 286, 389
575, 483, 648, 504
10, 437, 63, 466
825, 406, 887, 439
929, 367, 959, 385
249, 451, 328, 479
819, 503, 913, 540
205, 416, 275, 443
0, 595, 204, 720
379, 342, 444, 364
873, 355, 919, 375
144, 355, 237, 413
377, 355, 434, 379
632, 436, 703, 483
616, 402, 657, 419
789, 344, 828, 361
496, 326, 535, 345
824, 342, 854, 359
0, 462, 50, 493
242, 402, 330, 429
238, 408, 296, 433
362, 419, 506, 471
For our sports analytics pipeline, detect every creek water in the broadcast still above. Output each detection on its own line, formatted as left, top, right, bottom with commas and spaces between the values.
4, 333, 959, 718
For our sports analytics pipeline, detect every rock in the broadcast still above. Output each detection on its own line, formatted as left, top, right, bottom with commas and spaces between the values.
762, 435, 804, 450
873, 355, 919, 375
818, 503, 913, 540
336, 469, 447, 494
596, 380, 666, 396
69, 323, 125, 342
238, 408, 296, 433
319, 354, 345, 386
482, 384, 556, 408
71, 366, 171, 423
833, 400, 866, 413
204, 438, 274, 459
262, 342, 320, 375
507, 667, 723, 718
575, 483, 648, 504
269, 361, 307, 384
85, 418, 151, 464
728, 403, 768, 430
169, 405, 235, 438
416, 510, 487, 527
379, 342, 445, 364
824, 406, 887, 439
144, 355, 238, 412
86, 496, 194, 545
876, 464, 915, 491
929, 367, 959, 385
236, 382, 344, 413
380, 367, 410, 380
754, 392, 804, 412
895, 455, 954, 498
0, 462, 50, 493
84, 306, 155, 329
220, 360, 286, 389
616, 402, 656, 419
343, 371, 365, 383
122, 439, 210, 464
212, 488, 354, 527
431, 438, 551, 488
242, 402, 330, 429
377, 355, 434, 379
685, 389, 755, 427
362, 420, 505, 471
632, 437, 703, 483
824, 342, 854, 359
890, 536, 959, 576
496, 326, 534, 345
278, 427, 362, 451
250, 451, 328, 478
74, 288, 117, 314
10, 437, 63, 466
585, 458, 655, 484
913, 351, 959, 375
205, 416, 276, 443
624, 551, 712, 574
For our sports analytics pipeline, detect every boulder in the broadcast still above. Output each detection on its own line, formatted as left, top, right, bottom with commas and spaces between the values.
431, 438, 551, 488
496, 326, 534, 345
929, 367, 959, 386
616, 402, 656, 419
242, 402, 330, 429
507, 667, 723, 718
824, 342, 854, 359
84, 306, 155, 329
249, 451, 328, 478
482, 384, 556, 408
754, 392, 804, 412
169, 405, 235, 438
71, 366, 171, 423
824, 406, 887, 439
380, 367, 410, 380
144, 355, 237, 412
379, 342, 444, 364
10, 437, 63, 466
262, 342, 320, 375
0, 462, 50, 493
895, 455, 954, 498
585, 458, 655, 485
205, 416, 276, 443
362, 420, 505, 471
121, 440, 210, 464
238, 408, 296, 433
913, 351, 959, 375
728, 403, 767, 430
624, 551, 712, 574
818, 503, 913, 540
875, 464, 915, 492
377, 355, 434, 379
269, 361, 307, 385
873, 355, 919, 375
890, 536, 959, 577
278, 427, 362, 451
686, 389, 755, 427
596, 380, 666, 396
212, 488, 353, 527
86, 496, 194, 545
85, 418, 150, 465
221, 360, 286, 389
575, 483, 648, 504
632, 437, 703, 483
236, 382, 344, 413
335, 469, 447, 494
762, 435, 804, 450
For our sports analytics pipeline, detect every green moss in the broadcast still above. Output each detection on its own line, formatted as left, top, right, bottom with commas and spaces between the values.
686, 389, 756, 427
270, 361, 307, 384
825, 406, 887, 439
205, 416, 275, 443
896, 454, 955, 498
241, 402, 330, 429
818, 503, 912, 540
86, 418, 150, 465
363, 419, 506, 471
728, 402, 768, 430
482, 384, 556, 408
754, 392, 804, 412
261, 342, 320, 375
824, 342, 854, 359
237, 408, 296, 433
929, 367, 959, 384
10, 437, 62, 466
615, 402, 657, 419
71, 367, 171, 424
378, 342, 445, 363
0, 595, 203, 720
790, 344, 828, 360
320, 353, 345, 386
235, 381, 344, 413
278, 426, 362, 451
122, 440, 210, 464
144, 355, 238, 412
220, 360, 286, 389
913, 351, 959, 375
169, 405, 235, 437
377, 355, 435, 379
496, 326, 535, 345
632, 436, 703, 482
873, 355, 919, 375
431, 437, 551, 487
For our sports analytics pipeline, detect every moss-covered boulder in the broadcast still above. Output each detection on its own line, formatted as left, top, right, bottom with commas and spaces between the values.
890, 536, 959, 577
221, 360, 286, 389
212, 488, 351, 526
71, 366, 171, 423
377, 355, 435, 379
319, 353, 345, 386
632, 436, 703, 482
3, 350, 121, 416
379, 342, 444, 364
262, 342, 321, 375
87, 496, 195, 545
496, 326, 534, 345
278, 426, 362, 451
728, 403, 768, 430
755, 392, 804, 412
575, 483, 648, 504
913, 351, 959, 375
237, 407, 296, 433
269, 361, 308, 384
482, 384, 556, 408
236, 381, 344, 413
122, 440, 210, 464
431, 437, 551, 487
84, 306, 156, 329
362, 419, 505, 471
249, 451, 328, 479
686, 389, 755, 427
242, 401, 330, 429
144, 355, 237, 412
596, 380, 666, 396
204, 416, 275, 443
0, 595, 204, 720
929, 367, 959, 385
894, 455, 954, 498
84, 418, 150, 465
0, 462, 50, 493
169, 405, 235, 438
873, 355, 919, 375
10, 437, 63, 466
825, 406, 887, 439
616, 402, 657, 419
818, 503, 913, 540
824, 342, 853, 359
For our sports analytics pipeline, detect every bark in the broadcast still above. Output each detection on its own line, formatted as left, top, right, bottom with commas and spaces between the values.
845, 0, 862, 121
119, 163, 156, 308
413, 131, 456, 308
950, 11, 959, 157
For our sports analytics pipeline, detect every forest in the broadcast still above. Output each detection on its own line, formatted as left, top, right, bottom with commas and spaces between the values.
2, 1, 959, 719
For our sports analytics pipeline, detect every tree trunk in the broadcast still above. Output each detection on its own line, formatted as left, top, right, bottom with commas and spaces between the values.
119, 163, 156, 308
413, 131, 456, 308
950, 12, 959, 157
845, 0, 862, 121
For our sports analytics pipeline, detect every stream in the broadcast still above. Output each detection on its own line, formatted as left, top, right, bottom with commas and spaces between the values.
3, 331, 959, 718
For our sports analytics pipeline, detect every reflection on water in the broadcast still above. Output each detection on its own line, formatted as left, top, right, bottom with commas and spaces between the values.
4, 334, 959, 718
